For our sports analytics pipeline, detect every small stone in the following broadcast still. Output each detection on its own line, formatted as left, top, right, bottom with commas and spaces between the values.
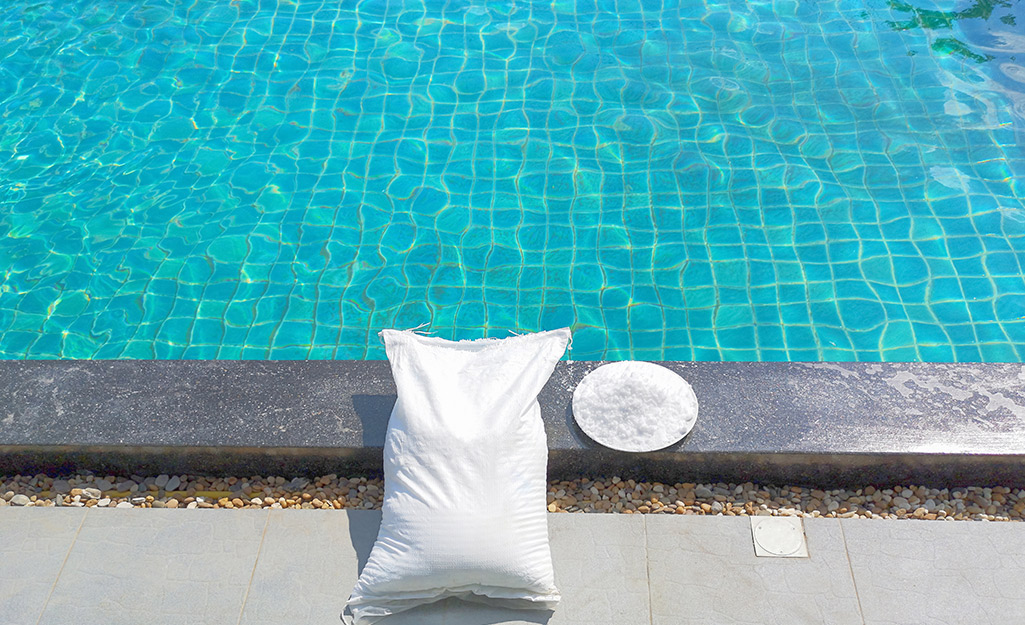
11, 494, 30, 506
117, 480, 136, 491
82, 488, 101, 500
155, 475, 170, 488
115, 502, 132, 509
166, 499, 179, 508
97, 498, 111, 507
151, 500, 166, 508
52, 480, 72, 494
94, 479, 113, 491
186, 501, 198, 509
232, 498, 244, 508
695, 486, 713, 498
165, 476, 181, 491
251, 497, 263, 506
711, 501, 723, 513
130, 496, 147, 505
70, 488, 84, 497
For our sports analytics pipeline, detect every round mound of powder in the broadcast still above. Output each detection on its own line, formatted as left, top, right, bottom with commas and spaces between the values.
572, 362, 698, 452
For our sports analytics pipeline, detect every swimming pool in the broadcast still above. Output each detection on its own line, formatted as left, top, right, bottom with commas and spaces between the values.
1, 0, 1023, 361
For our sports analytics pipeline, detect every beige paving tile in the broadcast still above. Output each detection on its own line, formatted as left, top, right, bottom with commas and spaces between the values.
842, 518, 1025, 624
646, 516, 862, 625
0, 508, 86, 625
240, 509, 377, 625
243, 511, 649, 625
372, 513, 649, 625
37, 509, 268, 625
547, 513, 649, 625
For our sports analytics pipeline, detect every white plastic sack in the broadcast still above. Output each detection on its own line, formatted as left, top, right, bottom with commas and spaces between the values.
344, 328, 571, 624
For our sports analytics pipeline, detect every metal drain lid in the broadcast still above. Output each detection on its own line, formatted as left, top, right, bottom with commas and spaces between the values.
751, 517, 809, 558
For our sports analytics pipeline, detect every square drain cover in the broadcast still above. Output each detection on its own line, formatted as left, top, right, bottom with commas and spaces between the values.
751, 516, 809, 558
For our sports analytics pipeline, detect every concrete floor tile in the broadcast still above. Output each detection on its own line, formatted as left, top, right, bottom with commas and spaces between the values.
547, 513, 649, 625
373, 513, 648, 625
0, 508, 86, 625
37, 509, 268, 625
646, 516, 862, 625
842, 518, 1025, 624
240, 509, 378, 625
244, 511, 649, 625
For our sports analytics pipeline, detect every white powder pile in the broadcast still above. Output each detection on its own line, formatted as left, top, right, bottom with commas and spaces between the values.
572, 361, 698, 452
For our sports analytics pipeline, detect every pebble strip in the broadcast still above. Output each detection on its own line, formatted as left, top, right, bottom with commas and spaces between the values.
1, 474, 1022, 521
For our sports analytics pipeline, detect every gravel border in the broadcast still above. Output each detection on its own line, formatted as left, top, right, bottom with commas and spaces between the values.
1, 473, 1022, 521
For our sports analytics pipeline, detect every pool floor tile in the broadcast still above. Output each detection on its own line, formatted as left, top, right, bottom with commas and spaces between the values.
842, 518, 1025, 624
0, 508, 86, 625
645, 516, 863, 625
36, 509, 269, 625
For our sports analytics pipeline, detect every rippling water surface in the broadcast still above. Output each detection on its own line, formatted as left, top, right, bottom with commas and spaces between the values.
1, 0, 1023, 360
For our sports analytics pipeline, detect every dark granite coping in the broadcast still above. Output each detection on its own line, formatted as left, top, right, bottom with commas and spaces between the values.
2, 361, 1025, 487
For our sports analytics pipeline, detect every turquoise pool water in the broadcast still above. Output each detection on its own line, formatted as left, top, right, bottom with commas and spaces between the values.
1, 0, 1023, 361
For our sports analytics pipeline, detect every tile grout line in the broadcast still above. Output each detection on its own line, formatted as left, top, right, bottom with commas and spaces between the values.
236, 511, 273, 625
35, 509, 88, 625
643, 515, 654, 625
837, 520, 867, 625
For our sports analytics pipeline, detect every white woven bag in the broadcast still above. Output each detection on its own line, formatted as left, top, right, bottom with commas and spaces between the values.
343, 328, 571, 624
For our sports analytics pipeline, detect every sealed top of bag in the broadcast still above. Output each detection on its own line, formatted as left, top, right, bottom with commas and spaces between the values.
379, 328, 571, 352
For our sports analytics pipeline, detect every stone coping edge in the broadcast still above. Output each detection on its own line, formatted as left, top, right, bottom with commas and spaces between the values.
2, 360, 1024, 487
2, 447, 1024, 488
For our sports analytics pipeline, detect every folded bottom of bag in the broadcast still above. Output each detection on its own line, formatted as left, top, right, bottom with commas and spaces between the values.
344, 584, 560, 624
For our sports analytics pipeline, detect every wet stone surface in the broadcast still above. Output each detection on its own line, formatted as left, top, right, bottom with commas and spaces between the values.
2, 361, 1025, 487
